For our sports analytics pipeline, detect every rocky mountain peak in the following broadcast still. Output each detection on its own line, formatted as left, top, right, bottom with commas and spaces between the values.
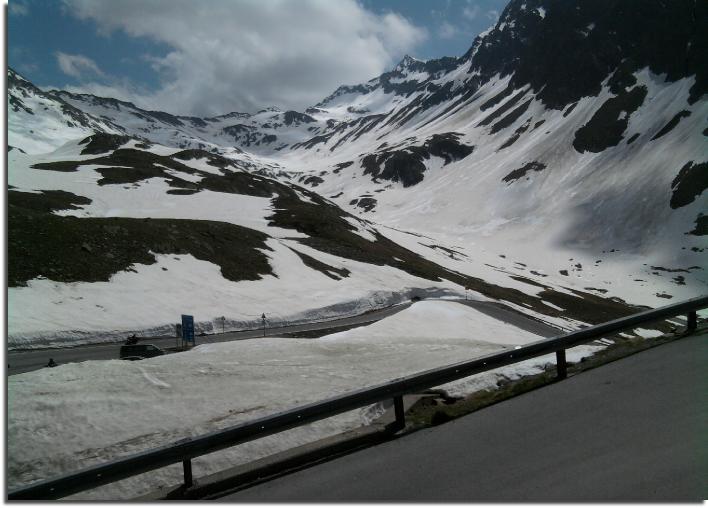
466, 0, 707, 108
394, 54, 424, 71
257, 106, 283, 114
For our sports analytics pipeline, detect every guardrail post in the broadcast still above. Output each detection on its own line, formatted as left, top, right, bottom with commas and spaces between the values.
393, 395, 405, 431
556, 349, 567, 380
687, 311, 697, 333
182, 458, 193, 488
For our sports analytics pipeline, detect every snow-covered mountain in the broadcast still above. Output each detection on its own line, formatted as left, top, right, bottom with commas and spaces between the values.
8, 69, 125, 154
7, 0, 707, 346
48, 90, 334, 155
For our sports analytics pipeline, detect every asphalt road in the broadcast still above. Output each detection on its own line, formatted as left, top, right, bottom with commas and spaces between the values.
224, 332, 707, 502
457, 299, 560, 338
6, 299, 560, 376
6, 303, 409, 376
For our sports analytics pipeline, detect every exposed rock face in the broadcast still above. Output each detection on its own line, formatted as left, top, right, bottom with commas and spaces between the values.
283, 111, 316, 126
651, 111, 692, 141
670, 161, 708, 209
222, 124, 278, 147
362, 133, 474, 187
362, 151, 427, 188
468, 0, 707, 108
573, 86, 647, 153
300, 175, 324, 187
688, 214, 707, 236
424, 133, 476, 164
79, 133, 132, 155
502, 161, 547, 183
350, 197, 377, 212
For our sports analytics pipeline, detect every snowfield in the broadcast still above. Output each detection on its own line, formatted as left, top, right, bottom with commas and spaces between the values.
8, 248, 466, 349
8, 144, 475, 348
6, 2, 707, 500
284, 69, 707, 309
8, 52, 707, 347
7, 300, 604, 500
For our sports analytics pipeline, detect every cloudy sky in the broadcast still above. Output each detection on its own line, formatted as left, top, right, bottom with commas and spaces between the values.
9, 0, 507, 116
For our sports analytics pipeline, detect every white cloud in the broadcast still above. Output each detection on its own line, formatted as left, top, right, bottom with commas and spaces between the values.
486, 9, 500, 21
463, 4, 480, 20
55, 52, 106, 80
439, 22, 460, 40
62, 0, 427, 116
61, 80, 146, 106
9, 1, 29, 16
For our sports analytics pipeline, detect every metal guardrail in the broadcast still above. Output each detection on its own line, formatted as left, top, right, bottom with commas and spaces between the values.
8, 295, 707, 500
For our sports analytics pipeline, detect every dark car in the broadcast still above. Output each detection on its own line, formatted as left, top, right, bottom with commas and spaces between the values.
119, 344, 166, 360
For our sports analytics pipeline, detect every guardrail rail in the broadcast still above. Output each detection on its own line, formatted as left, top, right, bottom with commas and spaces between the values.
8, 295, 707, 500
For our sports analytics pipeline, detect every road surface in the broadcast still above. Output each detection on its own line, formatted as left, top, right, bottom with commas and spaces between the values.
6, 302, 409, 376
7, 299, 559, 376
222, 332, 707, 502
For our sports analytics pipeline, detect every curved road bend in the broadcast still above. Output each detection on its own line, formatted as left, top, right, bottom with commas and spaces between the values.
223, 332, 707, 502
7, 299, 560, 376
7, 303, 410, 376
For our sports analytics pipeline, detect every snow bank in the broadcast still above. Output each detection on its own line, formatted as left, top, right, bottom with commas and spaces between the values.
8, 301, 600, 500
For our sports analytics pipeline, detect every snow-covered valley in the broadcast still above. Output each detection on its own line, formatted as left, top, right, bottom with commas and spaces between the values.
6, 0, 707, 499
9, 58, 706, 345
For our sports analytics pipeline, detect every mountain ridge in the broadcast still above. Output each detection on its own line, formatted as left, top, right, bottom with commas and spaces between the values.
10, 0, 705, 156
7, 0, 707, 345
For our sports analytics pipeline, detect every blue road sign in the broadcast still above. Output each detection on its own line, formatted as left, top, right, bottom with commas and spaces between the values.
181, 314, 195, 343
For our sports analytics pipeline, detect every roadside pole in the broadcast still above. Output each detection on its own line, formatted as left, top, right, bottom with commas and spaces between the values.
262, 313, 266, 337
